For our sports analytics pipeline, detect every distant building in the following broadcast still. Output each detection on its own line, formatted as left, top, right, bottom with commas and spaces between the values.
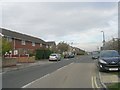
46, 41, 56, 52
73, 47, 86, 55
67, 46, 85, 55
1, 28, 47, 55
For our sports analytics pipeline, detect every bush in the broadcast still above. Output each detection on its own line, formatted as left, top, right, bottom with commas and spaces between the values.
35, 49, 53, 60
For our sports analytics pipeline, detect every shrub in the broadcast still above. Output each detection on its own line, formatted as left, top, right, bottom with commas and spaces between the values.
35, 49, 53, 60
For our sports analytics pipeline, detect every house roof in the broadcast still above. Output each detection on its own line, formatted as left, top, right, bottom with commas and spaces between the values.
1, 28, 46, 44
46, 41, 56, 46
73, 47, 85, 52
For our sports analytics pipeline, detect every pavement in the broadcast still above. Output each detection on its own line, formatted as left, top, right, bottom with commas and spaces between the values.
93, 59, 120, 89
99, 71, 120, 89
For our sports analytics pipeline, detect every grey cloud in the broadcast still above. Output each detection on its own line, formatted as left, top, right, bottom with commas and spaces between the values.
1, 2, 118, 51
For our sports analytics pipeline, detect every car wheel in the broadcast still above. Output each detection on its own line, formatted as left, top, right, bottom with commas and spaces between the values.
98, 67, 104, 72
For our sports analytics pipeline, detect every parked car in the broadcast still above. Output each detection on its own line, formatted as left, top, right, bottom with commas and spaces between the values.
97, 50, 120, 72
49, 53, 61, 61
64, 54, 75, 58
92, 51, 100, 59
68, 54, 75, 58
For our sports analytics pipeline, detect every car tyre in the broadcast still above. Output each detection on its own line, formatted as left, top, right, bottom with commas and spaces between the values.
99, 67, 105, 72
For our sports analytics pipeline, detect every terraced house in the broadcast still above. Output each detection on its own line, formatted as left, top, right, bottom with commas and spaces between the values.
1, 28, 49, 56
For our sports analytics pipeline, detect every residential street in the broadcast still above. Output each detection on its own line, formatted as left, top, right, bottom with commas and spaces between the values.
3, 55, 101, 88
1, 2, 119, 89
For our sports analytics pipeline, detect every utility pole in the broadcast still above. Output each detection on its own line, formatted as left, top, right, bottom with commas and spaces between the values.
101, 31, 105, 49
118, 39, 120, 54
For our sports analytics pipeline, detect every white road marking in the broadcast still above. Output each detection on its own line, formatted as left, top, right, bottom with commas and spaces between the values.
91, 76, 100, 89
56, 63, 74, 72
22, 62, 74, 88
0, 72, 5, 75
99, 72, 107, 88
22, 73, 50, 88
94, 76, 100, 88
91, 76, 95, 88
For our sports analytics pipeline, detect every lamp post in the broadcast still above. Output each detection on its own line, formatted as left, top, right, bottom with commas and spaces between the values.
101, 31, 105, 47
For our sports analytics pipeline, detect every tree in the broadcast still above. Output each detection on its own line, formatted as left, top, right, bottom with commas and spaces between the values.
104, 38, 118, 51
0, 37, 2, 56
1, 38, 12, 56
57, 41, 69, 53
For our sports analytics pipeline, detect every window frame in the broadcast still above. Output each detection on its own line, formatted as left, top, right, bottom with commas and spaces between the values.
21, 40, 26, 45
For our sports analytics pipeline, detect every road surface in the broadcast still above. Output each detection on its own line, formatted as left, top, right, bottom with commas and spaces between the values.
3, 55, 100, 88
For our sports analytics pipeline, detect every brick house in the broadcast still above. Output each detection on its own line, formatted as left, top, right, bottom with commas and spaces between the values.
1, 28, 47, 56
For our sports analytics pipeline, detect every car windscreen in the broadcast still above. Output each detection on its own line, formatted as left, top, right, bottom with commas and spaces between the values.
92, 51, 99, 55
50, 54, 57, 56
100, 51, 119, 57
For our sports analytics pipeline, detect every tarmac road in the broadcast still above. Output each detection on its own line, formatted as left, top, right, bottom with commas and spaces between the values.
3, 55, 99, 88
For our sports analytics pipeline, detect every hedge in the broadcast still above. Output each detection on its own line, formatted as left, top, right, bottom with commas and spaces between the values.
35, 49, 53, 60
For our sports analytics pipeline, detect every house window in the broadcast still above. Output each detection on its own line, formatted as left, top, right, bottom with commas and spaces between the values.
6, 37, 12, 42
8, 38, 12, 42
50, 46, 52, 49
40, 43, 42, 47
32, 42, 35, 46
21, 40, 26, 45
14, 50, 18, 55
46, 45, 49, 48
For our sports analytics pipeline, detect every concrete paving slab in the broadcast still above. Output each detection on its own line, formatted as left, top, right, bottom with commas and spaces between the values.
101, 75, 119, 83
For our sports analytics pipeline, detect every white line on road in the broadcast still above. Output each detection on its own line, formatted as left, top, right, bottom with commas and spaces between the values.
91, 76, 95, 88
91, 76, 100, 89
94, 76, 100, 88
22, 73, 50, 88
22, 62, 74, 88
56, 63, 74, 72
98, 72, 107, 88
0, 72, 5, 75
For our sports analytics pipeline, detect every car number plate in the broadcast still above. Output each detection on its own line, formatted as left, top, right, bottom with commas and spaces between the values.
109, 68, 118, 71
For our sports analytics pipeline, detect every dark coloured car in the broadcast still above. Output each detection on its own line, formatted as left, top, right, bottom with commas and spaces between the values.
97, 50, 120, 72
68, 54, 75, 58
64, 54, 75, 58
92, 51, 100, 59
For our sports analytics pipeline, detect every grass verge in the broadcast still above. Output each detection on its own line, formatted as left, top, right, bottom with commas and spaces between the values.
107, 83, 120, 90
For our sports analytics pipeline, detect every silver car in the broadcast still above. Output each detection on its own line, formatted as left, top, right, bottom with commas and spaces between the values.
49, 53, 61, 61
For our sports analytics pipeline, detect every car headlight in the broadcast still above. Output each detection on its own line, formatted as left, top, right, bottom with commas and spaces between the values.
99, 59, 107, 64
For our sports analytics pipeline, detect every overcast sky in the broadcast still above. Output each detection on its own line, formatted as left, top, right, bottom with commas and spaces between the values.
1, 1, 118, 51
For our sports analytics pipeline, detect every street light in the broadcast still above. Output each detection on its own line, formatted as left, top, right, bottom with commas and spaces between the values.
101, 31, 105, 47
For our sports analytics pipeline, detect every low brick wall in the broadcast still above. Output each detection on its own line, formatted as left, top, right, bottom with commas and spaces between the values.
2, 56, 35, 67
2, 58, 17, 67
17, 56, 35, 63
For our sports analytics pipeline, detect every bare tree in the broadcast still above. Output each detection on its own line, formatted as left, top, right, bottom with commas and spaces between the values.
57, 41, 69, 53
104, 38, 118, 51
